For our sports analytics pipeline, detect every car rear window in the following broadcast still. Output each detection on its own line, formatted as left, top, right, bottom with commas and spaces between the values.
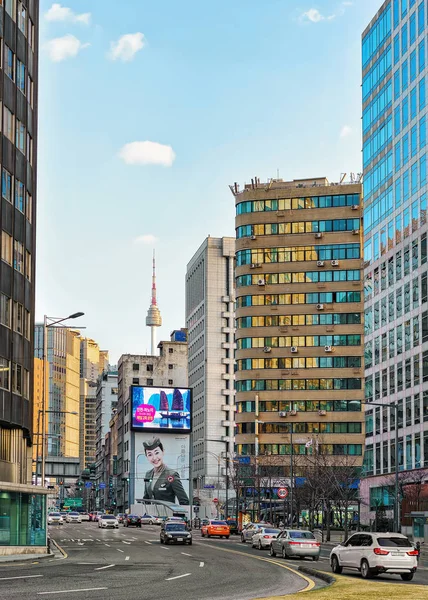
264, 528, 281, 534
211, 521, 227, 525
378, 537, 412, 547
69, 512, 79, 516
50, 513, 61, 516
289, 531, 315, 539
103, 515, 116, 520
166, 524, 186, 531
227, 521, 237, 525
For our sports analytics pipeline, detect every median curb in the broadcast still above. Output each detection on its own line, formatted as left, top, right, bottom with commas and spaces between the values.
0, 553, 51, 564
298, 565, 336, 585
49, 537, 68, 559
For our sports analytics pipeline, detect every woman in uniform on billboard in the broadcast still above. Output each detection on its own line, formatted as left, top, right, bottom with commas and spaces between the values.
143, 437, 189, 505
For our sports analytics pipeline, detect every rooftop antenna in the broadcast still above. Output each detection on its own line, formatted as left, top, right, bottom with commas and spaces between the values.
145, 250, 162, 355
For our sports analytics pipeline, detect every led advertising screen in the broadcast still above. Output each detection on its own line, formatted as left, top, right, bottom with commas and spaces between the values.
131, 386, 191, 432
134, 433, 190, 505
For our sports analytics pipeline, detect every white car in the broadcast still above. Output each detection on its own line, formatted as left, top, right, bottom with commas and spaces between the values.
330, 532, 418, 581
66, 512, 82, 524
140, 514, 162, 525
241, 523, 264, 543
98, 515, 119, 529
48, 512, 63, 525
251, 527, 282, 549
80, 512, 90, 522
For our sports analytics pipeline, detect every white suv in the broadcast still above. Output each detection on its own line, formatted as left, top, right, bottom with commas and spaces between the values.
330, 532, 418, 581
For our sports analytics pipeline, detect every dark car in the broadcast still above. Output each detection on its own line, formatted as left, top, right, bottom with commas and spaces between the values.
124, 515, 141, 528
160, 522, 192, 545
226, 519, 239, 535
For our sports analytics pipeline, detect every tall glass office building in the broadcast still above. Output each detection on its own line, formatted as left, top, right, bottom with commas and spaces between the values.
361, 0, 428, 526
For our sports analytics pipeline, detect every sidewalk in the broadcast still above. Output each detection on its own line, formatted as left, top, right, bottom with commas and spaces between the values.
0, 538, 64, 564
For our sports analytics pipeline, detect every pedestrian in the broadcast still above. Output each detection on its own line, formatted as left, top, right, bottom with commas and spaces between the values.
416, 541, 421, 563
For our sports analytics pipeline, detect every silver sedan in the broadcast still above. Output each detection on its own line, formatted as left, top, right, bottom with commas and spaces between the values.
269, 529, 321, 561
251, 527, 282, 549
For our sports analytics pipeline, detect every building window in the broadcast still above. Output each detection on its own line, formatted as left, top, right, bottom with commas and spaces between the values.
111, 387, 118, 395
2, 169, 13, 203
168, 364, 174, 370
168, 379, 173, 385
15, 180, 24, 212
169, 348, 174, 354
16, 59, 25, 94
23, 368, 29, 399
6, 0, 16, 19
27, 75, 33, 107
26, 133, 33, 164
12, 363, 22, 395
13, 302, 23, 334
1, 231, 13, 265
0, 294, 11, 328
132, 363, 139, 371
28, 18, 35, 51
16, 120, 26, 154
4, 106, 15, 143
5, 45, 15, 80
24, 309, 30, 340
17, 1, 27, 35
0, 358, 10, 390
147, 378, 153, 386
146, 364, 153, 372
25, 250, 31, 281
132, 378, 139, 385
14, 240, 24, 273
26, 192, 32, 222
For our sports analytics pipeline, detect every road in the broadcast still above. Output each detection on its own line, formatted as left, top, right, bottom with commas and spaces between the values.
1, 523, 427, 599
0, 522, 316, 600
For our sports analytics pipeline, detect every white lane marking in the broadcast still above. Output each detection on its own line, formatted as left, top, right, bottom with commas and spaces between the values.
117, 549, 124, 553
144, 541, 152, 545
125, 556, 130, 561
104, 544, 111, 547
181, 552, 192, 556
199, 562, 204, 567
38, 588, 108, 595
122, 541, 131, 545
0, 575, 43, 581
165, 573, 191, 581
94, 564, 115, 571
96, 539, 101, 542
160, 546, 169, 550
77, 563, 103, 565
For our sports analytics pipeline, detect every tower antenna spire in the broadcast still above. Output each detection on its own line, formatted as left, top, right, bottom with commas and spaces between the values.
146, 250, 162, 355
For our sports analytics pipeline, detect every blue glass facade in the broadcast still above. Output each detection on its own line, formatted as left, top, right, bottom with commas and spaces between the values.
363, 0, 428, 481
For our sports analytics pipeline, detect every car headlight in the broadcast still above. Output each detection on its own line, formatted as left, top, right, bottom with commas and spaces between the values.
167, 534, 173, 537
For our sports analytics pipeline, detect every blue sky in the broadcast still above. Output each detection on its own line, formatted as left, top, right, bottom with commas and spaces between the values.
37, 0, 381, 361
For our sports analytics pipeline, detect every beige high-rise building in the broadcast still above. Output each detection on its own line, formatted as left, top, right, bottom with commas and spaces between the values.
233, 177, 365, 474
32, 357, 48, 470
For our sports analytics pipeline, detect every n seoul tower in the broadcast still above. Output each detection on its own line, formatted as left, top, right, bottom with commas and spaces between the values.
146, 251, 162, 355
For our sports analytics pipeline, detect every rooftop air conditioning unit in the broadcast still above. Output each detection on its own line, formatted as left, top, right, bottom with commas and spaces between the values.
291, 346, 298, 353
318, 410, 327, 416
317, 261, 325, 267
324, 345, 333, 353
257, 278, 266, 286
353, 229, 360, 235
279, 411, 288, 418
263, 346, 271, 353
316, 303, 324, 310
331, 260, 339, 267
315, 233, 323, 239
290, 410, 297, 416
351, 205, 359, 210
251, 235, 257, 240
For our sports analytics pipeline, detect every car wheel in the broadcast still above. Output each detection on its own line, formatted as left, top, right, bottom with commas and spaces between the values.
401, 573, 414, 581
226, 536, 230, 540
270, 545, 276, 557
241, 535, 246, 543
282, 547, 287, 559
331, 555, 343, 574
361, 559, 372, 579
149, 521, 153, 525
201, 531, 205, 537
207, 534, 211, 538
188, 540, 193, 545
313, 555, 320, 562
258, 541, 262, 550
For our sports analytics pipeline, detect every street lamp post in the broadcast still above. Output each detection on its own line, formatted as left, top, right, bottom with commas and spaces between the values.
41, 312, 84, 486
364, 401, 399, 532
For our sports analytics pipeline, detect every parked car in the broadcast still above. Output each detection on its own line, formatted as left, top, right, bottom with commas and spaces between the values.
241, 523, 264, 543
201, 520, 230, 539
330, 532, 418, 580
124, 515, 142, 528
140, 514, 162, 525
65, 512, 82, 524
270, 530, 321, 561
226, 519, 239, 535
160, 522, 192, 545
80, 512, 90, 522
251, 527, 282, 550
98, 514, 119, 529
47, 512, 64, 525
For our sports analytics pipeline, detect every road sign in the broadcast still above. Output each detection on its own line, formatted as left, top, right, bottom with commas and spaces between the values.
277, 487, 289, 499
99, 483, 106, 489
66, 498, 83, 507
203, 484, 215, 489
213, 498, 219, 504
85, 481, 92, 488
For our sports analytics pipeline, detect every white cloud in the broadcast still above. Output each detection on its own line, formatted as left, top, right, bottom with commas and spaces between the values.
45, 3, 91, 25
134, 234, 158, 245
109, 33, 145, 62
340, 125, 352, 138
45, 34, 90, 62
302, 8, 327, 22
119, 141, 176, 167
